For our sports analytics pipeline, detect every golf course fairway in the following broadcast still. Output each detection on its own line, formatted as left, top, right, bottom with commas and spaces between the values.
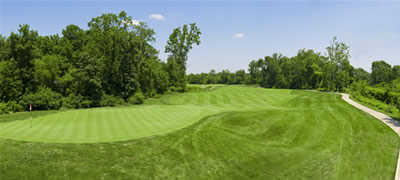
0, 85, 399, 179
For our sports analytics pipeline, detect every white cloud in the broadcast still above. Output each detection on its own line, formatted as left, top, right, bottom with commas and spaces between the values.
233, 33, 244, 39
149, 14, 165, 21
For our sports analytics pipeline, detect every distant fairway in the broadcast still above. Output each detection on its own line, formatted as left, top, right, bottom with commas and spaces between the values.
0, 85, 399, 179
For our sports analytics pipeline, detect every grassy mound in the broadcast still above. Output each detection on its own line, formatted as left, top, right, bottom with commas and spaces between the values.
0, 86, 399, 179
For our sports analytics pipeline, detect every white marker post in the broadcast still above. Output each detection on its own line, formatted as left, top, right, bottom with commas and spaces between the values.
30, 104, 32, 128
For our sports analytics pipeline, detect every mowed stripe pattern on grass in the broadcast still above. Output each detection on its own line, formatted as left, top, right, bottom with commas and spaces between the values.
0, 85, 399, 179
149, 85, 294, 108
0, 86, 295, 143
0, 105, 206, 143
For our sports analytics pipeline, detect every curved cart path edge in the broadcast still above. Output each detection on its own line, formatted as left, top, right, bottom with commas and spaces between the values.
341, 93, 400, 180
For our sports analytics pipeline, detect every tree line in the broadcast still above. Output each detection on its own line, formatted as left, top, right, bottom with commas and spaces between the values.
189, 37, 400, 91
188, 69, 249, 85
0, 11, 200, 113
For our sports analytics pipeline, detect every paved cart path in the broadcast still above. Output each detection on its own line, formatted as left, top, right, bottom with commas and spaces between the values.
341, 93, 400, 180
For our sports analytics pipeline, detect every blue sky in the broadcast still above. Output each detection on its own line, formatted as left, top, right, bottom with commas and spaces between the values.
1, 0, 399, 73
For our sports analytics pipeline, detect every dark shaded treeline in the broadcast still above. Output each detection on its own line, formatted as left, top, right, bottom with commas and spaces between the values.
188, 69, 248, 85
0, 11, 200, 113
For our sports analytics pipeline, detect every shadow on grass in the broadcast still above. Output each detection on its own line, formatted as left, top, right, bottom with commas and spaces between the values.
0, 110, 59, 123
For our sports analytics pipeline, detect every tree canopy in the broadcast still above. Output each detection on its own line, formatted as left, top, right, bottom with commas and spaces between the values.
0, 11, 200, 113
165, 23, 201, 91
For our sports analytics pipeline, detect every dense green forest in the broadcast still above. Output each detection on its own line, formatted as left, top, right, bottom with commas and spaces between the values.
0, 11, 200, 113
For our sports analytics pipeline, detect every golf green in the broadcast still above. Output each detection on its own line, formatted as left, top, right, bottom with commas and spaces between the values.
0, 105, 210, 143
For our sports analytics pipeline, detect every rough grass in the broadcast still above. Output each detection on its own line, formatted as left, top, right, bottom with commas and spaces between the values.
0, 85, 399, 179
350, 93, 400, 120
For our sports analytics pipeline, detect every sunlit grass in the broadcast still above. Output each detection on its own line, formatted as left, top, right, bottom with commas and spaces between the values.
0, 85, 398, 179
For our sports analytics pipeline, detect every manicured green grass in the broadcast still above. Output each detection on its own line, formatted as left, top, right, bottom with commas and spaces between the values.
0, 105, 209, 143
0, 85, 399, 179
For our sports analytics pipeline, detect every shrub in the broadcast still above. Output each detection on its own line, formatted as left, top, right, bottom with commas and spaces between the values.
62, 94, 84, 109
128, 92, 145, 105
81, 100, 92, 108
0, 101, 24, 114
146, 89, 157, 98
0, 102, 9, 114
99, 94, 124, 107
387, 106, 397, 114
21, 87, 62, 110
7, 101, 23, 112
